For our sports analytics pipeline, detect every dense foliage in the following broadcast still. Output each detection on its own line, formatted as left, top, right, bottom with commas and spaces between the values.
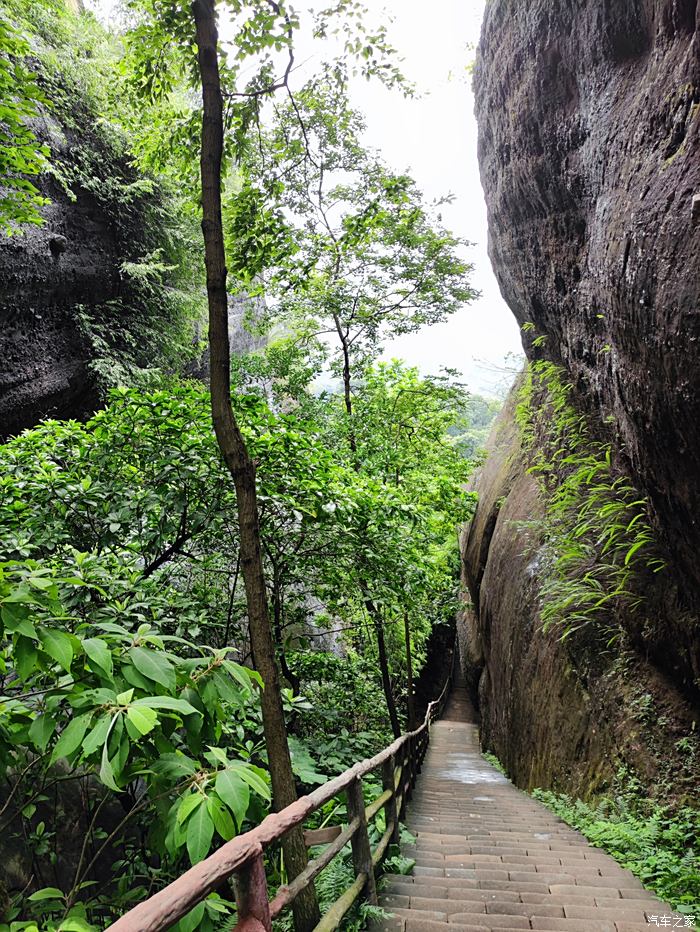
0, 364, 476, 928
0, 14, 49, 231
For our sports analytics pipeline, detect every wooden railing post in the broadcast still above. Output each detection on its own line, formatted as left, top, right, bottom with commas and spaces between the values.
407, 735, 416, 798
235, 850, 272, 932
399, 743, 408, 819
346, 778, 378, 906
382, 754, 400, 846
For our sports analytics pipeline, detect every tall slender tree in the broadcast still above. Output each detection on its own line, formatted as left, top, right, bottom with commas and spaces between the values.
191, 2, 319, 928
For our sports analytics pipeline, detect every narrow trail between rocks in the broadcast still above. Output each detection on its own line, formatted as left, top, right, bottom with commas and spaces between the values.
379, 680, 673, 932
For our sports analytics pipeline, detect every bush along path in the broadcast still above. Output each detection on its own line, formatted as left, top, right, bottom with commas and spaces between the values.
378, 680, 682, 932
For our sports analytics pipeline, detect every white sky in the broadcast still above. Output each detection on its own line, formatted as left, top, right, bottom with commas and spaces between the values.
343, 0, 523, 396
89, 0, 523, 396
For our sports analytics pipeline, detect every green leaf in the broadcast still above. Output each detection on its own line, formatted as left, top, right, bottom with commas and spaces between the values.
152, 753, 198, 779
39, 628, 74, 672
122, 663, 154, 692
186, 802, 214, 864
82, 637, 113, 676
171, 902, 205, 932
27, 888, 65, 902
99, 741, 121, 792
229, 761, 271, 801
215, 769, 250, 827
14, 634, 38, 680
98, 715, 122, 791
126, 705, 158, 736
28, 713, 56, 751
57, 918, 97, 932
116, 688, 134, 705
132, 695, 199, 716
177, 792, 205, 825
224, 660, 254, 692
624, 539, 648, 566
208, 795, 236, 841
51, 713, 92, 763
82, 715, 112, 756
1, 602, 36, 638
129, 646, 176, 691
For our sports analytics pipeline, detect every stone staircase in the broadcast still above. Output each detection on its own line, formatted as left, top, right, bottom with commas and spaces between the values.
378, 682, 679, 932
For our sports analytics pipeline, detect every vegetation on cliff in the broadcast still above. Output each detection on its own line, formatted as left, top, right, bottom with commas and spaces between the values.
0, 0, 205, 392
516, 358, 664, 643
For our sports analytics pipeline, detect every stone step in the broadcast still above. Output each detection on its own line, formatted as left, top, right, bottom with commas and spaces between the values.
377, 688, 669, 932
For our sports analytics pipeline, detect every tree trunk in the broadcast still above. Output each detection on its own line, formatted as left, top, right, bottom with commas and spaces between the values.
332, 311, 357, 452
404, 611, 416, 730
367, 600, 401, 738
272, 565, 301, 696
192, 4, 319, 929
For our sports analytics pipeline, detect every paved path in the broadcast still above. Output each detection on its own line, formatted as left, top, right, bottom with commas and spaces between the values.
379, 683, 677, 932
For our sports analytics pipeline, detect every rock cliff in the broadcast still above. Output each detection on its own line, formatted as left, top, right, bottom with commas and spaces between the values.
474, 0, 700, 593
0, 99, 201, 439
0, 136, 119, 436
468, 0, 700, 798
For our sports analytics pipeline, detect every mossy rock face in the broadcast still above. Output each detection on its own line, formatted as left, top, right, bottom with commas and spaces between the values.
460, 380, 700, 806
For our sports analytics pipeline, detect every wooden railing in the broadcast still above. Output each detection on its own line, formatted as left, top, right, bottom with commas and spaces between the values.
107, 651, 455, 932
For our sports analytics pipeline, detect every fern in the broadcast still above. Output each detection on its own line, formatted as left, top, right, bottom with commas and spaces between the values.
516, 361, 665, 640
533, 787, 700, 916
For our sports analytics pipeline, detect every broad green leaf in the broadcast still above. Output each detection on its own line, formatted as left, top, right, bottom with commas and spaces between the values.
208, 794, 235, 841
82, 715, 111, 756
171, 901, 205, 932
57, 918, 97, 932
122, 663, 154, 691
132, 696, 199, 716
51, 713, 92, 763
28, 713, 56, 751
99, 741, 121, 792
203, 895, 231, 916
211, 669, 239, 704
223, 660, 253, 692
14, 634, 38, 679
28, 888, 65, 902
116, 688, 134, 705
177, 792, 205, 825
229, 761, 271, 801
186, 802, 214, 864
129, 646, 176, 691
113, 729, 129, 777
215, 769, 249, 827
125, 705, 158, 736
206, 745, 228, 766
39, 628, 74, 672
98, 714, 121, 791
82, 637, 113, 676
152, 753, 198, 779
1, 602, 36, 638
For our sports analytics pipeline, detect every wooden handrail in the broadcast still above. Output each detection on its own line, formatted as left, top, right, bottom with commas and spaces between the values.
106, 642, 455, 932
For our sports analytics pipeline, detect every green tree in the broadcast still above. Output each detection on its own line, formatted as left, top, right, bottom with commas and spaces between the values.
235, 81, 477, 445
